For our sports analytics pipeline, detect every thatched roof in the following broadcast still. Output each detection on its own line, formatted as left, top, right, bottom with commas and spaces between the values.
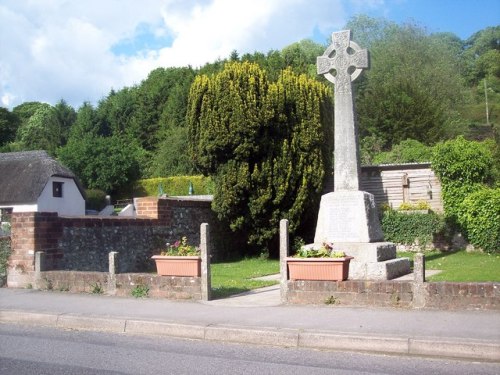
0, 151, 85, 205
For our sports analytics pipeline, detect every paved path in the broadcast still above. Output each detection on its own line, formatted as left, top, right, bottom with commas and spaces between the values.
0, 288, 498, 362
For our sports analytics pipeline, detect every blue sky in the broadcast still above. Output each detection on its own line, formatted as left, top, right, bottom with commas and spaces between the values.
0, 0, 498, 109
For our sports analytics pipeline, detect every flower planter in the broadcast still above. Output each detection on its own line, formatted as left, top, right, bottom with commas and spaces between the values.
286, 257, 353, 281
152, 255, 201, 277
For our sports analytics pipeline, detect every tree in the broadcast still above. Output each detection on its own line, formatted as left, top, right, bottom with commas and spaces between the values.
188, 62, 333, 255
351, 20, 467, 148
96, 87, 138, 137
59, 102, 143, 192
463, 26, 500, 84
147, 127, 194, 177
53, 99, 77, 146
58, 134, 142, 193
17, 103, 63, 155
281, 39, 324, 78
0, 107, 20, 148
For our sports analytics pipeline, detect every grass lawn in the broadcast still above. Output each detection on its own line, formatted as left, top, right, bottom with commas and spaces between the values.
397, 250, 500, 282
211, 258, 279, 299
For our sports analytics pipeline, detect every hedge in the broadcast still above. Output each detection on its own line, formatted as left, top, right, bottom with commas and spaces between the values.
85, 189, 108, 211
132, 175, 214, 197
381, 210, 446, 248
457, 187, 500, 253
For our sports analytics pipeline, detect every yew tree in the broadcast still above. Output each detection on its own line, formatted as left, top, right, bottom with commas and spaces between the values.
188, 62, 333, 255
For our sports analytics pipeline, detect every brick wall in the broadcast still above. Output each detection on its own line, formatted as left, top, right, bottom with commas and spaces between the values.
37, 271, 202, 300
287, 280, 414, 307
286, 280, 500, 310
7, 197, 238, 287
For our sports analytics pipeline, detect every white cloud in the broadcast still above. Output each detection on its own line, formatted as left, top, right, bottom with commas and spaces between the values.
0, 0, 360, 109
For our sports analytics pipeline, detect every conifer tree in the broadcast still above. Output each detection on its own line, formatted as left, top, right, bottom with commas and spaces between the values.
188, 62, 333, 255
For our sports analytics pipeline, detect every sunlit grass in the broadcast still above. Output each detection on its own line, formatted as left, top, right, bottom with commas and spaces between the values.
211, 258, 279, 299
398, 250, 500, 282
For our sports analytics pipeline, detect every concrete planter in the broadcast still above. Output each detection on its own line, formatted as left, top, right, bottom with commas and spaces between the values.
287, 257, 353, 281
152, 255, 201, 277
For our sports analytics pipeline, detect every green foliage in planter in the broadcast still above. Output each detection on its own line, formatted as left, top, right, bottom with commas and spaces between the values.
85, 189, 107, 211
132, 175, 214, 197
457, 188, 500, 253
381, 210, 446, 246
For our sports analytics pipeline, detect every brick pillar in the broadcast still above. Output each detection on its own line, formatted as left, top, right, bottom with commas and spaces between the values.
8, 212, 61, 288
135, 197, 171, 224
135, 197, 160, 218
8, 212, 37, 287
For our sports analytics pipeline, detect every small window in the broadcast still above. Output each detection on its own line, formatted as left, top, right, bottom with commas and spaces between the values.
53, 181, 63, 198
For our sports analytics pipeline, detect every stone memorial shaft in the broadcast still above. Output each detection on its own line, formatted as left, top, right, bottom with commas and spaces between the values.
317, 29, 368, 192
313, 30, 410, 280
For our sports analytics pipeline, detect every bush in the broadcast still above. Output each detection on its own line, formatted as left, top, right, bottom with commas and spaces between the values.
85, 189, 107, 211
398, 200, 431, 211
457, 188, 500, 253
381, 210, 446, 247
432, 136, 493, 185
432, 136, 495, 221
132, 175, 214, 197
372, 139, 433, 165
0, 237, 11, 286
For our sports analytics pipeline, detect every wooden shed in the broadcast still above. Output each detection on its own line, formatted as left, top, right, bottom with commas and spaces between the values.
324, 163, 443, 213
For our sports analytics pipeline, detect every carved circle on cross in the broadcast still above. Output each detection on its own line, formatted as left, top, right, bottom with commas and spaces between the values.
321, 39, 365, 86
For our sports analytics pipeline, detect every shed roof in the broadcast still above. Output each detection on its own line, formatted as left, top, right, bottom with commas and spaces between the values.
0, 150, 85, 205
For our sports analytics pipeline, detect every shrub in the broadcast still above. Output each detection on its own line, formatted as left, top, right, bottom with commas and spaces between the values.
372, 139, 433, 165
432, 136, 493, 185
85, 189, 107, 211
432, 136, 494, 223
0, 237, 11, 286
132, 175, 214, 197
381, 210, 446, 247
398, 200, 431, 211
457, 188, 500, 253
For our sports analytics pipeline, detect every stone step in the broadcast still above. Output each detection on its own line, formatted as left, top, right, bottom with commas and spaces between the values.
350, 257, 411, 280
331, 242, 396, 262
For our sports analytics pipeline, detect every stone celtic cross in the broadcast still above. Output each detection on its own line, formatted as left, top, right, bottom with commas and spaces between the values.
317, 30, 369, 191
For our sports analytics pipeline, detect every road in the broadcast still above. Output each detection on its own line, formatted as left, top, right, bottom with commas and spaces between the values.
0, 324, 498, 375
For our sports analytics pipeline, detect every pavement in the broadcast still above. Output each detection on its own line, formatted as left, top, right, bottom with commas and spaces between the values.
0, 284, 499, 362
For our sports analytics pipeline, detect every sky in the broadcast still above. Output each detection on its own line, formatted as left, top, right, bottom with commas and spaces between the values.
1, 0, 499, 109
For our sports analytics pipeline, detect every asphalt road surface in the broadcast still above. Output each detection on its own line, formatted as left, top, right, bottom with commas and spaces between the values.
0, 324, 498, 375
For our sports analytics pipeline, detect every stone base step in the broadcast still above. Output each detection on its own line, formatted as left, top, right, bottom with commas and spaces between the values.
350, 257, 411, 280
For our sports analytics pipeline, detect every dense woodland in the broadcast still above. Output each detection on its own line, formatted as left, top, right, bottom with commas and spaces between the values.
1, 16, 499, 254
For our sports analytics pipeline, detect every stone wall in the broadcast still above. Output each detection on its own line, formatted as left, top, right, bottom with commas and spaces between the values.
286, 280, 500, 310
7, 197, 235, 287
36, 271, 202, 300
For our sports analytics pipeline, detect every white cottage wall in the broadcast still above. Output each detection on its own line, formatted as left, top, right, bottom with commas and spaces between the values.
37, 177, 85, 216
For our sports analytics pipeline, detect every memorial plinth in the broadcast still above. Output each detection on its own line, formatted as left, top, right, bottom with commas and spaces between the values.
314, 30, 410, 280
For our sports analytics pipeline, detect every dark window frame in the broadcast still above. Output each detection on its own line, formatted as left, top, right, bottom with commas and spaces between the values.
53, 181, 63, 198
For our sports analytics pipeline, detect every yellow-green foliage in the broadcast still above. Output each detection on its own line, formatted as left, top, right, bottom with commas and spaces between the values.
132, 175, 214, 197
187, 62, 334, 254
398, 200, 431, 211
